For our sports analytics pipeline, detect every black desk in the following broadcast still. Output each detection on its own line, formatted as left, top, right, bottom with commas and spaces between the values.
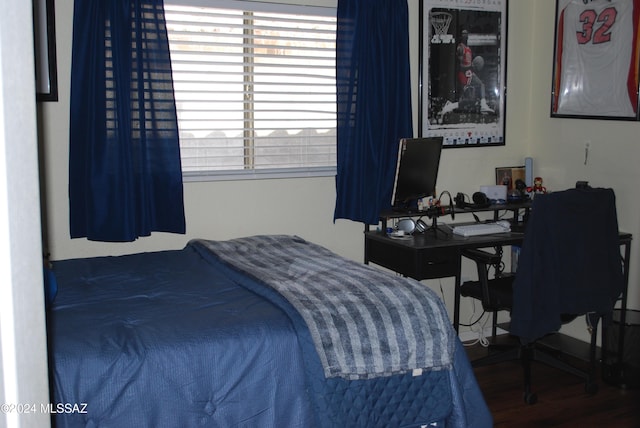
364, 225, 526, 332
364, 225, 632, 336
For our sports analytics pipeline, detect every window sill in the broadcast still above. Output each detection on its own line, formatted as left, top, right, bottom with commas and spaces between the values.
182, 167, 336, 182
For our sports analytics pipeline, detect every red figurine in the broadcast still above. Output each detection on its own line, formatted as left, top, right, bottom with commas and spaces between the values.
527, 177, 546, 194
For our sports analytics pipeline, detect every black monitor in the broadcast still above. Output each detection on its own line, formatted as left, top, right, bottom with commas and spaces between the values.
391, 137, 443, 210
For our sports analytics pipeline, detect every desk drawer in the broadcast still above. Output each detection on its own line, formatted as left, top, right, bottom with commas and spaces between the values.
365, 238, 457, 280
419, 248, 458, 279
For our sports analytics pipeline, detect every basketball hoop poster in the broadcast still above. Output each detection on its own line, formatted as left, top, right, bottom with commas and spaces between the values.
551, 0, 640, 121
419, 0, 508, 148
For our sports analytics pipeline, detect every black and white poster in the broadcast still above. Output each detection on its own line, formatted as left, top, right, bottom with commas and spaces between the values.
419, 0, 507, 147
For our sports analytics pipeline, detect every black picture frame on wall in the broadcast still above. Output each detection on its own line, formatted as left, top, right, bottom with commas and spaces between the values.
419, 0, 508, 148
551, 0, 640, 121
34, 0, 58, 102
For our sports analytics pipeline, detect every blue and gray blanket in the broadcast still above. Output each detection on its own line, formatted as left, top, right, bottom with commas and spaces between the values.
195, 235, 455, 380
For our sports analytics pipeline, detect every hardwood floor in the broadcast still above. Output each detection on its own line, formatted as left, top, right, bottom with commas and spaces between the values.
464, 342, 640, 427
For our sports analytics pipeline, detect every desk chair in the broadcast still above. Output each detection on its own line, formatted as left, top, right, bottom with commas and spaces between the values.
460, 187, 624, 404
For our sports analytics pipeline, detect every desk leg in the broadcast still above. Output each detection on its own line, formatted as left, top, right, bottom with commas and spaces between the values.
615, 241, 631, 374
601, 239, 631, 386
454, 252, 461, 334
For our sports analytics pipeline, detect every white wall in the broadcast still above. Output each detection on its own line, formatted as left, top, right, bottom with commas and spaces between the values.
39, 0, 640, 344
1, 0, 50, 426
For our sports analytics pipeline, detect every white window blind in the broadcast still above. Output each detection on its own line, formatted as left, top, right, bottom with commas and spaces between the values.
164, 1, 337, 180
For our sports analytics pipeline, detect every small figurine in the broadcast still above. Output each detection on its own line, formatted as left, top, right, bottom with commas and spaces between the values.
527, 176, 547, 194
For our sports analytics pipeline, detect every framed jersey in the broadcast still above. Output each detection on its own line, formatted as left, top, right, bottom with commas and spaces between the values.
551, 0, 640, 120
418, 0, 508, 148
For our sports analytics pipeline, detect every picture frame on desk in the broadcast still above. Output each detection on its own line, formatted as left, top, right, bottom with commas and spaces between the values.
550, 0, 640, 121
495, 165, 525, 191
418, 0, 507, 147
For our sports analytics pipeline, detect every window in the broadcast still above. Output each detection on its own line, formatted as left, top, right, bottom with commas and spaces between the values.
164, 0, 337, 180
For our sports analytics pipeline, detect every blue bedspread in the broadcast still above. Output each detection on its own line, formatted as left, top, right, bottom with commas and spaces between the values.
195, 235, 455, 379
49, 246, 314, 427
48, 238, 492, 427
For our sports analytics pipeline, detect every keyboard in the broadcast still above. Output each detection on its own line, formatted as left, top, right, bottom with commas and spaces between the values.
452, 222, 510, 237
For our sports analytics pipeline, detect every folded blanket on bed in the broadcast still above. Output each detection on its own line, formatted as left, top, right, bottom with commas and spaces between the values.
194, 235, 455, 380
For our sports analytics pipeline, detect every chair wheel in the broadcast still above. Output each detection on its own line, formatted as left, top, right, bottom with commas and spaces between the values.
585, 382, 598, 395
523, 391, 538, 405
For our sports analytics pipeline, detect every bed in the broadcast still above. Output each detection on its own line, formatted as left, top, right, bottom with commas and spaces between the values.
47, 235, 492, 427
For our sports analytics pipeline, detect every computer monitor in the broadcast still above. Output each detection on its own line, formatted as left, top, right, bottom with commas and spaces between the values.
391, 137, 444, 210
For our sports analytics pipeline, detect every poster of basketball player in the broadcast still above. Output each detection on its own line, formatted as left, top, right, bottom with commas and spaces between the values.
551, 0, 640, 120
419, 0, 507, 147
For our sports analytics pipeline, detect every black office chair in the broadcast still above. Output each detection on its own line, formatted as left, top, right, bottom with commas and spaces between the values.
460, 187, 624, 404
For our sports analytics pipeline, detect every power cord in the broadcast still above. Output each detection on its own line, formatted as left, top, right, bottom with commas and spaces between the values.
438, 280, 446, 304
459, 298, 493, 347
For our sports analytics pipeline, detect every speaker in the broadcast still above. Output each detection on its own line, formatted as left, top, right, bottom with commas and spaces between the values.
525, 157, 533, 187
397, 218, 416, 234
